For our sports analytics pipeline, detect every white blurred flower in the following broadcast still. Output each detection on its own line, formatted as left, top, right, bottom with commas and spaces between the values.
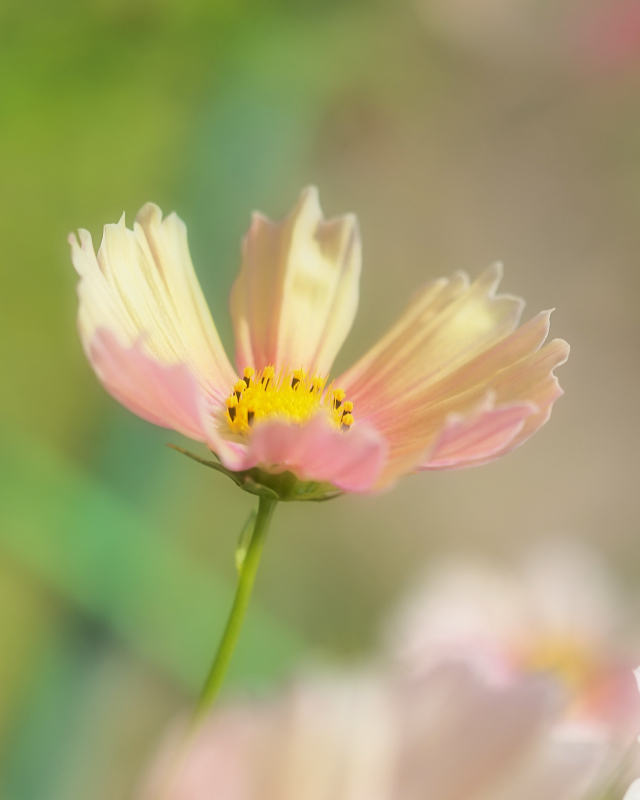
624, 778, 640, 799
389, 540, 640, 743
140, 662, 612, 800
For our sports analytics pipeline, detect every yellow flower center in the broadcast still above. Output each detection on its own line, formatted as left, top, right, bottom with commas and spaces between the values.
224, 366, 354, 436
519, 636, 596, 694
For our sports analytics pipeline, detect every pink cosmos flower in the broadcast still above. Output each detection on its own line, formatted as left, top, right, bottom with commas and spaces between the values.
389, 541, 640, 746
69, 188, 568, 494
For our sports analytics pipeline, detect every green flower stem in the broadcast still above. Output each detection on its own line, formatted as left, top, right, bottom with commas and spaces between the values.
192, 494, 278, 724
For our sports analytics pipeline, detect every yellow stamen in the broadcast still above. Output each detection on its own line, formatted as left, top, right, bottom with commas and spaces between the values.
224, 367, 355, 435
310, 377, 325, 393
225, 395, 238, 422
341, 413, 354, 431
233, 380, 246, 400
291, 369, 304, 390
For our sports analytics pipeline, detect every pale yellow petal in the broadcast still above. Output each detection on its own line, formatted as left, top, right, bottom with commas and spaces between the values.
72, 204, 235, 402
363, 313, 567, 486
339, 264, 524, 416
230, 186, 361, 374
376, 310, 555, 440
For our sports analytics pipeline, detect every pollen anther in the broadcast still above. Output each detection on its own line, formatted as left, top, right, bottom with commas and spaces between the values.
225, 395, 238, 422
261, 365, 275, 388
332, 389, 346, 409
291, 369, 304, 390
310, 377, 325, 394
341, 413, 354, 431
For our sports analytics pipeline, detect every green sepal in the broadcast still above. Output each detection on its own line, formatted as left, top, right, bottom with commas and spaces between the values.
168, 444, 343, 503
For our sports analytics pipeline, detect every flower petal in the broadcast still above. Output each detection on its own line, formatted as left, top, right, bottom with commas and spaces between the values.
437, 337, 569, 470
348, 306, 568, 485
70, 203, 235, 405
420, 397, 538, 470
230, 187, 361, 375
339, 263, 524, 415
388, 559, 528, 678
486, 724, 609, 800
624, 780, 640, 800
262, 677, 396, 800
87, 328, 207, 441
138, 707, 264, 800
213, 414, 387, 493
396, 661, 564, 800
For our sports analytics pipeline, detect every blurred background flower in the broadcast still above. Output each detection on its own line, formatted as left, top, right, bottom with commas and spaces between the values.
138, 573, 628, 800
389, 541, 640, 744
143, 669, 611, 800
2, 0, 640, 798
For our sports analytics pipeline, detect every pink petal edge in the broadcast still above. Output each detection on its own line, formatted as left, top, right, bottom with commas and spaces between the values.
420, 397, 539, 470
213, 413, 388, 493
87, 328, 208, 442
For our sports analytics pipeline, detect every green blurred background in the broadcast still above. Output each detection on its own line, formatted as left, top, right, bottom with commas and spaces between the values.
2, 0, 640, 796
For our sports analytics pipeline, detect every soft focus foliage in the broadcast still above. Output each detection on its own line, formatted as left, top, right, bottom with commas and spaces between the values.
2, 0, 640, 797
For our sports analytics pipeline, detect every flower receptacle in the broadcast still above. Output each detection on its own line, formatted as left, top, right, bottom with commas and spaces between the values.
167, 444, 342, 503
